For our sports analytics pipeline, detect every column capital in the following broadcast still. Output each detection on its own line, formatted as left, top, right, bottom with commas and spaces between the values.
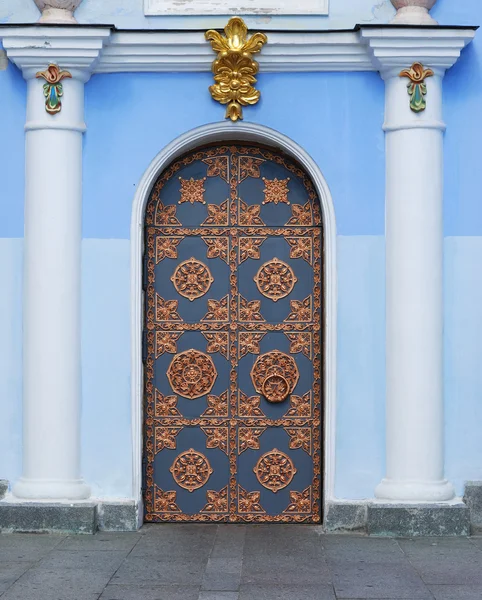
0, 25, 112, 81
360, 26, 476, 78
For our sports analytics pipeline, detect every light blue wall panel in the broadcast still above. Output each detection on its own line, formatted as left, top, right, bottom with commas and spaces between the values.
0, 239, 22, 489
445, 237, 482, 496
438, 1, 482, 236
83, 71, 385, 239
0, 63, 25, 238
81, 239, 132, 497
335, 235, 385, 499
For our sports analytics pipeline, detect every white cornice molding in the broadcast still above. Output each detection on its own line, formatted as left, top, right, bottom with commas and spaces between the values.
360, 27, 476, 74
0, 25, 476, 76
98, 30, 373, 73
0, 26, 112, 79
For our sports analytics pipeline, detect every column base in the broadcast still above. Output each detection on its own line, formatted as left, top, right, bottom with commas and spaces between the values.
463, 482, 482, 533
0, 498, 139, 534
368, 502, 470, 537
13, 478, 91, 501
375, 478, 455, 502
324, 500, 470, 537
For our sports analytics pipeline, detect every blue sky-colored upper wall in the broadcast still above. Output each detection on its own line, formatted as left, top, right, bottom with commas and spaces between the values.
438, 0, 482, 236
0, 64, 25, 239
83, 71, 385, 238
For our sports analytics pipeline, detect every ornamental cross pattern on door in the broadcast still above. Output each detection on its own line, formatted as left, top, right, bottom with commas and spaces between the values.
143, 144, 323, 523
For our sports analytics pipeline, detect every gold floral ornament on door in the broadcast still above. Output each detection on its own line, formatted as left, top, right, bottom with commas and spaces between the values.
205, 17, 267, 122
254, 258, 297, 301
167, 349, 217, 399
171, 257, 214, 301
254, 449, 297, 492
170, 449, 214, 492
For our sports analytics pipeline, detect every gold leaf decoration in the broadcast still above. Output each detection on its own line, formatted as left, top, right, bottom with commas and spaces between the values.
205, 17, 267, 122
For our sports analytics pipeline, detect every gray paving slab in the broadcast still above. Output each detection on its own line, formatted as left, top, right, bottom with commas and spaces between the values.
322, 536, 405, 563
35, 549, 129, 573
0, 561, 36, 594
210, 525, 246, 558
1, 567, 112, 600
0, 533, 65, 561
468, 535, 482, 550
99, 584, 201, 599
244, 525, 324, 557
57, 532, 141, 552
239, 583, 336, 599
130, 534, 214, 558
110, 556, 208, 585
198, 593, 240, 600
429, 584, 482, 600
330, 561, 432, 599
202, 557, 243, 591
241, 554, 332, 586
398, 537, 482, 584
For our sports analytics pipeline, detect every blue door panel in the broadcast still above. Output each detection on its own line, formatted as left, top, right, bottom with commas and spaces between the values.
144, 144, 322, 523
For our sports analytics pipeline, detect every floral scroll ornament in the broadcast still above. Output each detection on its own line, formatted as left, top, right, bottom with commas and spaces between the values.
399, 62, 434, 113
36, 64, 72, 115
205, 17, 267, 122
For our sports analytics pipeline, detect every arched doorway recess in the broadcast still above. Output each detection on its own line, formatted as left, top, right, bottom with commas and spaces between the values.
131, 123, 337, 526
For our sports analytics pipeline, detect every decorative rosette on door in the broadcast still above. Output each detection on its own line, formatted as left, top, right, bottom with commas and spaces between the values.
143, 144, 323, 523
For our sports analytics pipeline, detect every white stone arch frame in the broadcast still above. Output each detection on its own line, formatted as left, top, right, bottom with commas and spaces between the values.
130, 122, 337, 524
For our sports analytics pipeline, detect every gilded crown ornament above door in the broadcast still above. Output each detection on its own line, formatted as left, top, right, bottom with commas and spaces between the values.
205, 18, 267, 122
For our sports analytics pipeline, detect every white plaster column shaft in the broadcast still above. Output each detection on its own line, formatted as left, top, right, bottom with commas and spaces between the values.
14, 72, 89, 499
361, 28, 475, 502
0, 27, 112, 500
377, 67, 454, 501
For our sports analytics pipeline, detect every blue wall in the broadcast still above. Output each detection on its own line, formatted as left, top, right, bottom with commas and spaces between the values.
0, 63, 25, 237
2, 0, 482, 499
83, 71, 386, 239
438, 2, 482, 236
0, 63, 25, 490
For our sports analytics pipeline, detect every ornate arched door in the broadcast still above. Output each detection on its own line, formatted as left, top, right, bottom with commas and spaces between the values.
143, 143, 323, 523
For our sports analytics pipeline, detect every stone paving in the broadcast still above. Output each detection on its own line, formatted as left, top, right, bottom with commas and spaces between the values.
0, 526, 482, 599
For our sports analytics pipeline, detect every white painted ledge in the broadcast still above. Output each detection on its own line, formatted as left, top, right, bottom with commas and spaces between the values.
0, 25, 476, 75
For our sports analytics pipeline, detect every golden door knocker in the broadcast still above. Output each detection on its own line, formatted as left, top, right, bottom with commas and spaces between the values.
250, 351, 299, 403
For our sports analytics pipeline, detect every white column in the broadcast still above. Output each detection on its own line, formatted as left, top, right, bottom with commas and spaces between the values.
13, 70, 90, 500
375, 68, 455, 502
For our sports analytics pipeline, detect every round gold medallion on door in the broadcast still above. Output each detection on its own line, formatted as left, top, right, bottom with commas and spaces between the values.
250, 351, 299, 403
171, 257, 214, 301
254, 257, 297, 301
167, 349, 218, 399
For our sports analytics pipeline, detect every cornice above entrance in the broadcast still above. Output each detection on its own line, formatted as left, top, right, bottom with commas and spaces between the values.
0, 24, 476, 76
